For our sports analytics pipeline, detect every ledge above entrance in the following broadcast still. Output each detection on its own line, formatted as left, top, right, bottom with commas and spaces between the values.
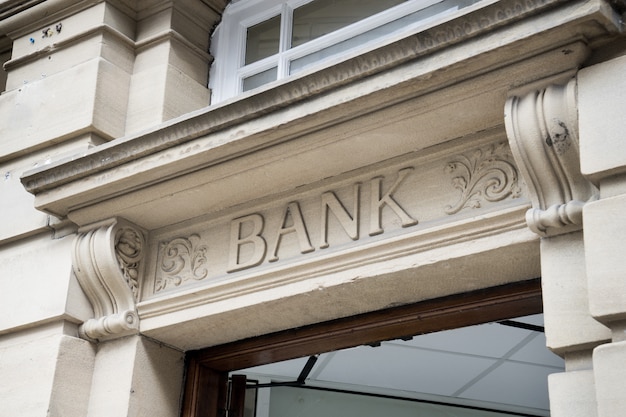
20, 0, 621, 232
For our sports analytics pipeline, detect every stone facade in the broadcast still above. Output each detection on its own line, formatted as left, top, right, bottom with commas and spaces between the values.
1, 0, 625, 416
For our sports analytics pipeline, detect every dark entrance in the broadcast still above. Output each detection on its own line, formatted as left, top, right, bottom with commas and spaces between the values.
182, 279, 544, 417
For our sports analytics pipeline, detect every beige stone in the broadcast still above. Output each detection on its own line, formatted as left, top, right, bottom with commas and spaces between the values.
579, 55, 626, 185
0, 332, 95, 417
548, 369, 598, 417
585, 195, 626, 325
0, 233, 91, 333
0, 135, 101, 243
124, 3, 212, 134
594, 341, 626, 416
0, 167, 48, 242
86, 335, 184, 417
540, 232, 610, 354
0, 1, 625, 417
0, 58, 130, 159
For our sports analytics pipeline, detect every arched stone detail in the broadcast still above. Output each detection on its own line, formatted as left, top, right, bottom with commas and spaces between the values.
73, 218, 146, 341
505, 79, 598, 236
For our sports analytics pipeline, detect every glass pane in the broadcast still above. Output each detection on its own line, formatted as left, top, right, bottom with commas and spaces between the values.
290, 0, 482, 74
292, 0, 407, 48
269, 386, 526, 417
243, 67, 278, 91
246, 15, 281, 65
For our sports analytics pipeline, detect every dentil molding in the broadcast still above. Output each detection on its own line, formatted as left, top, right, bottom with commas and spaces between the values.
72, 218, 146, 341
505, 78, 597, 236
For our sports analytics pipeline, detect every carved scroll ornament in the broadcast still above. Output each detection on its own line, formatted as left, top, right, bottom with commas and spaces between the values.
505, 78, 597, 236
155, 234, 209, 292
72, 218, 145, 341
445, 142, 521, 215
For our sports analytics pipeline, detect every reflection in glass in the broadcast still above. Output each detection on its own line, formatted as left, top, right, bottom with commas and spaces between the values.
268, 386, 527, 417
243, 67, 278, 91
290, 0, 483, 74
246, 15, 281, 65
292, 0, 407, 48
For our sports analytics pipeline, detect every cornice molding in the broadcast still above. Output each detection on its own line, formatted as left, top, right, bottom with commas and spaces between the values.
505, 79, 598, 236
22, 0, 621, 198
73, 217, 146, 341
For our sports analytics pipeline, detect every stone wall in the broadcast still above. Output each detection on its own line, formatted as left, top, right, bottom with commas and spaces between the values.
1, 1, 625, 416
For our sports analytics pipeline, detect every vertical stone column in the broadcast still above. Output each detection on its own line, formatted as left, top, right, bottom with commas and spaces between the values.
0, 1, 224, 416
71, 217, 185, 416
0, 3, 138, 415
505, 79, 610, 417
86, 335, 185, 417
0, 1, 136, 157
124, 0, 219, 134
578, 54, 626, 417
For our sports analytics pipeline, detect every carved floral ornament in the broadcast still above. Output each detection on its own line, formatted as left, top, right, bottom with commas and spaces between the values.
72, 218, 146, 341
156, 235, 209, 292
504, 78, 598, 236
444, 142, 522, 215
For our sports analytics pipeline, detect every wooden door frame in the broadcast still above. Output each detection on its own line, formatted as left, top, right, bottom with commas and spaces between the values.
182, 278, 542, 417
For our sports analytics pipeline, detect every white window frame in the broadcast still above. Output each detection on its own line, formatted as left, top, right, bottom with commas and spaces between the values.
210, 0, 494, 103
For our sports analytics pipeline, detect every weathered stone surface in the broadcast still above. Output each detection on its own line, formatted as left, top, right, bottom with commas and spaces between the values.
540, 233, 610, 355
0, 331, 95, 417
548, 369, 598, 417
0, 1, 624, 417
87, 335, 184, 417
579, 55, 626, 185
0, 234, 92, 333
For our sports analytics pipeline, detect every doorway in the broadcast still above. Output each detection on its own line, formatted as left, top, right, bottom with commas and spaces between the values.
182, 279, 555, 417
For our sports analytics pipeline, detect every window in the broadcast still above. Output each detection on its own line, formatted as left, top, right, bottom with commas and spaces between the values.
210, 0, 488, 102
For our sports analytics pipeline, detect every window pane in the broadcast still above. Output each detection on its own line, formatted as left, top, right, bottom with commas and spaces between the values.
243, 67, 278, 91
246, 15, 281, 65
292, 0, 407, 48
290, 0, 482, 74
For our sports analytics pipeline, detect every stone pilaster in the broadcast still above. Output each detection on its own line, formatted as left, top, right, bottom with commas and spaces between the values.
124, 0, 218, 134
578, 54, 626, 417
505, 78, 610, 417
86, 335, 184, 417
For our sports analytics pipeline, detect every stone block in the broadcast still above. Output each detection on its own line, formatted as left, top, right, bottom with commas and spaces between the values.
0, 234, 92, 333
0, 167, 48, 242
128, 337, 186, 417
125, 64, 168, 133
0, 333, 95, 417
163, 64, 211, 119
548, 369, 597, 417
0, 134, 103, 242
0, 58, 130, 159
585, 195, 626, 324
8, 2, 133, 59
125, 61, 209, 134
540, 232, 610, 354
594, 340, 626, 417
87, 336, 184, 417
579, 54, 626, 183
135, 1, 215, 51
5, 2, 134, 92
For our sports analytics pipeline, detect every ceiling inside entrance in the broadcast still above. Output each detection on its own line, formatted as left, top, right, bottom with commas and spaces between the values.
237, 315, 563, 416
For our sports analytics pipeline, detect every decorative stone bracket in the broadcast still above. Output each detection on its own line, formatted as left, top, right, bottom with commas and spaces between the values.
72, 218, 145, 341
505, 78, 597, 237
